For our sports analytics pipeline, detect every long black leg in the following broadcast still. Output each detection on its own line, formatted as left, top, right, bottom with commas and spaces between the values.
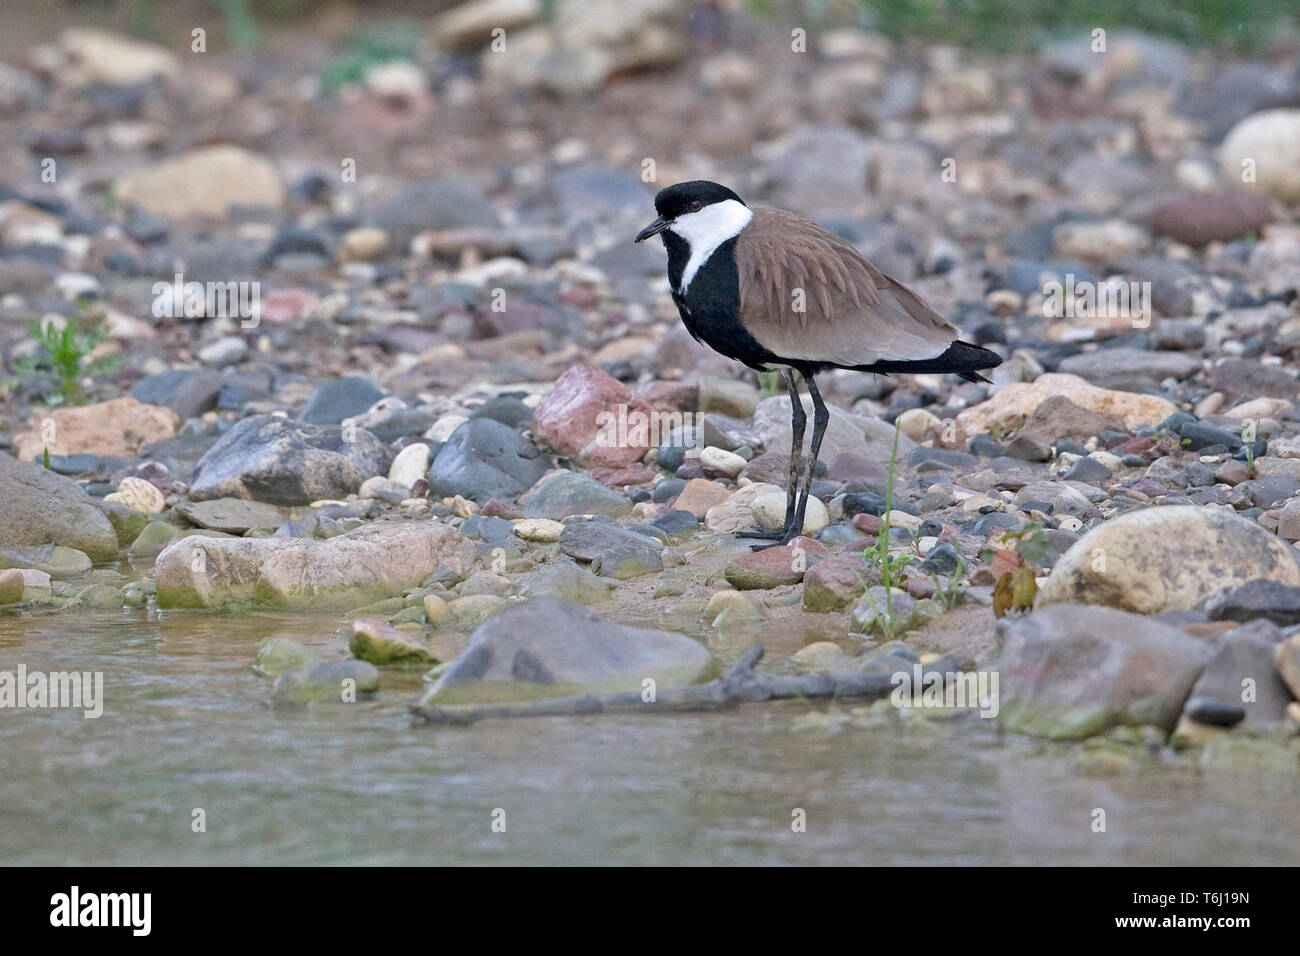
781, 367, 806, 528
782, 372, 829, 544
738, 368, 804, 543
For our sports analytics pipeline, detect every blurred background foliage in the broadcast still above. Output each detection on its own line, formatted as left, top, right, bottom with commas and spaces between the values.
101, 0, 1299, 54
756, 0, 1297, 52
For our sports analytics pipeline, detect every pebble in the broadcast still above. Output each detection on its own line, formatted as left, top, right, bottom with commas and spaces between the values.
271, 659, 380, 705
103, 476, 166, 514
699, 446, 746, 477
512, 518, 565, 542
349, 618, 435, 666
388, 442, 431, 486
751, 491, 828, 534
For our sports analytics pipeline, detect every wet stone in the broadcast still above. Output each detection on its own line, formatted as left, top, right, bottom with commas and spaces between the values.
418, 596, 714, 706
519, 470, 631, 519
1181, 620, 1291, 730
298, 376, 386, 426
271, 659, 380, 705
253, 636, 319, 678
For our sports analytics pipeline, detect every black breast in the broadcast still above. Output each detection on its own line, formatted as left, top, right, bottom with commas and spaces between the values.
664, 233, 780, 371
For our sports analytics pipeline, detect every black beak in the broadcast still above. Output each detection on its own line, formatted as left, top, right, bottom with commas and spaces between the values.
634, 216, 670, 243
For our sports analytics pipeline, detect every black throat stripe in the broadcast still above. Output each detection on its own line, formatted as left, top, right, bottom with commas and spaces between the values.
664, 232, 783, 372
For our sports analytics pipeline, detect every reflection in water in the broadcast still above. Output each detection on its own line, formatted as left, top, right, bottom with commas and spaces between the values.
1, 609, 1297, 865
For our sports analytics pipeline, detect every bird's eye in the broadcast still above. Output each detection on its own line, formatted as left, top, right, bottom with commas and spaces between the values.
688, 200, 703, 212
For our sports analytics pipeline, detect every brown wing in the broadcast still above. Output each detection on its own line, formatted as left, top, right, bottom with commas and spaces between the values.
734, 208, 959, 367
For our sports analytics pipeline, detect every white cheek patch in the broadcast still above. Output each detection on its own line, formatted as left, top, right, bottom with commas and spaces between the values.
669, 199, 753, 293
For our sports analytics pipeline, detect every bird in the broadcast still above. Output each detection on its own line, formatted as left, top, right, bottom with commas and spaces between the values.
635, 180, 1001, 548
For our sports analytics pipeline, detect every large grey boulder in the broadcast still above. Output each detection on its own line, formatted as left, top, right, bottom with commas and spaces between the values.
188, 414, 391, 505
426, 417, 549, 503
0, 455, 118, 561
419, 596, 715, 705
155, 520, 476, 609
754, 394, 911, 463
997, 604, 1214, 739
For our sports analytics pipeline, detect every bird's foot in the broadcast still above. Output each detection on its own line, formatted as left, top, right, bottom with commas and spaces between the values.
735, 528, 784, 540
742, 527, 801, 551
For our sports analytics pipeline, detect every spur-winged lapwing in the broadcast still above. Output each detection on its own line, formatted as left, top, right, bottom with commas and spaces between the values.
636, 180, 1000, 547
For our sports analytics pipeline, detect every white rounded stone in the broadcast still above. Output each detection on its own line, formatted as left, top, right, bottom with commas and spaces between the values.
751, 490, 829, 534
389, 442, 431, 486
103, 476, 165, 514
513, 518, 565, 543
699, 445, 746, 477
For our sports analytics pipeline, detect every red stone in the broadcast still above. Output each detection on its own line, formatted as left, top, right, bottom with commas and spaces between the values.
480, 498, 522, 519
531, 363, 658, 468
724, 539, 825, 590
589, 465, 655, 488
851, 513, 881, 535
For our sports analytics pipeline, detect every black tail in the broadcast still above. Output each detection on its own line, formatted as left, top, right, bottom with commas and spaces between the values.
853, 340, 1000, 384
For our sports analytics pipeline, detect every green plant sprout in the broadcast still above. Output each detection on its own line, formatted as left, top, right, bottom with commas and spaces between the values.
858, 424, 913, 639
931, 555, 965, 611
15, 311, 112, 406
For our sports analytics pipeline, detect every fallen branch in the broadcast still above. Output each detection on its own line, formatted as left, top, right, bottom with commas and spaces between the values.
410, 644, 965, 726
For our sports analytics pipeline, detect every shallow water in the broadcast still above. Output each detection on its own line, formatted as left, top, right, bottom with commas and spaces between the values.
2, 606, 1297, 866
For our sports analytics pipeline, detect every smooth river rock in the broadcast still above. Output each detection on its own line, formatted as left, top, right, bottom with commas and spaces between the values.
155, 521, 476, 609
754, 394, 911, 463
427, 417, 549, 503
1180, 620, 1291, 731
997, 604, 1214, 739
1035, 506, 1300, 614
955, 373, 1176, 438
0, 455, 119, 562
419, 596, 715, 705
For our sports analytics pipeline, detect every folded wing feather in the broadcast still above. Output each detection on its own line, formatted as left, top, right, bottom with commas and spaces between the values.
734, 208, 959, 367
